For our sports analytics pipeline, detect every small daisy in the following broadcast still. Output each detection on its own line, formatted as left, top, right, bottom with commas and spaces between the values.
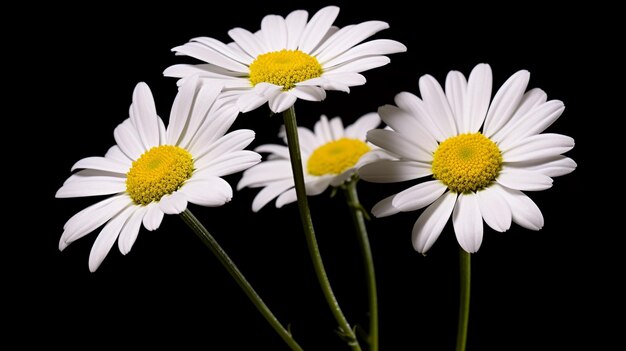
164, 5, 406, 113
238, 113, 388, 211
56, 78, 261, 271
359, 63, 576, 253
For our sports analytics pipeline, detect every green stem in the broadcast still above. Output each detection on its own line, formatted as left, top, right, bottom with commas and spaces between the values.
282, 106, 362, 351
342, 179, 378, 351
456, 248, 471, 351
179, 209, 303, 351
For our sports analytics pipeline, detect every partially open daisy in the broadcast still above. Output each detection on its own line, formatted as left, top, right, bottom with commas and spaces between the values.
238, 113, 388, 211
359, 63, 576, 253
56, 78, 261, 271
164, 5, 406, 113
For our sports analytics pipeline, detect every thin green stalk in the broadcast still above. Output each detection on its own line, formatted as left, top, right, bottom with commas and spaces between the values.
456, 249, 471, 351
342, 179, 378, 351
179, 209, 303, 351
282, 106, 362, 351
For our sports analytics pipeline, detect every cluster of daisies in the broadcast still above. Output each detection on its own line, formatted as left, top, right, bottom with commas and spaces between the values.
57, 5, 574, 272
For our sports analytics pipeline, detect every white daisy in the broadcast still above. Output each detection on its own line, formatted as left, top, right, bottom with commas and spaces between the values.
359, 63, 576, 253
163, 5, 406, 113
238, 113, 388, 211
56, 78, 261, 271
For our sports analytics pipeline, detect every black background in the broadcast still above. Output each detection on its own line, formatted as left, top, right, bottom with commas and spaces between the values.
11, 1, 619, 350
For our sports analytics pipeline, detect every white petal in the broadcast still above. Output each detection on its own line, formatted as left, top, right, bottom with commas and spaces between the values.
89, 206, 134, 272
394, 92, 445, 141
195, 150, 261, 177
359, 160, 431, 183
306, 177, 332, 196
505, 88, 548, 127
345, 112, 380, 140
71, 156, 128, 174
251, 179, 294, 212
371, 194, 401, 218
495, 100, 565, 147
324, 56, 390, 74
462, 64, 492, 133
315, 21, 389, 62
290, 86, 326, 102
502, 133, 575, 162
483, 70, 530, 137
476, 185, 511, 232
194, 129, 256, 164
314, 115, 333, 144
143, 204, 164, 231
254, 144, 290, 159
392, 180, 447, 212
328, 117, 344, 139
130, 83, 160, 150
378, 104, 437, 151
412, 191, 457, 253
158, 191, 189, 215
181, 177, 233, 207
190, 37, 253, 64
179, 81, 224, 149
298, 77, 350, 93
329, 169, 356, 187
322, 39, 406, 67
56, 176, 126, 198
238, 160, 293, 189
505, 155, 576, 177
276, 188, 297, 208
189, 104, 240, 155
318, 72, 366, 87
105, 145, 132, 165
236, 87, 274, 113
366, 129, 432, 162
261, 15, 288, 51
286, 10, 308, 49
298, 6, 340, 53
419, 74, 457, 137
269, 92, 298, 113
114, 119, 145, 160
497, 168, 553, 191
172, 42, 249, 72
167, 76, 199, 145
228, 27, 267, 58
495, 186, 544, 230
452, 193, 483, 253
445, 71, 467, 132
59, 195, 132, 249
118, 206, 147, 255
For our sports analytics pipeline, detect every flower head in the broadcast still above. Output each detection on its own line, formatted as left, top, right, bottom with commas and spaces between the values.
359, 63, 576, 253
56, 78, 261, 271
164, 6, 406, 113
238, 113, 389, 211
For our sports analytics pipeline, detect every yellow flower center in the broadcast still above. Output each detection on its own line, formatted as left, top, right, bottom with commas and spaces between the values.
432, 133, 502, 193
126, 145, 194, 205
307, 138, 371, 176
249, 49, 323, 91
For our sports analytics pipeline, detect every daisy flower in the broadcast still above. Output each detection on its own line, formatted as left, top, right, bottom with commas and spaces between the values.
359, 63, 576, 253
164, 5, 406, 113
56, 78, 261, 271
238, 113, 388, 211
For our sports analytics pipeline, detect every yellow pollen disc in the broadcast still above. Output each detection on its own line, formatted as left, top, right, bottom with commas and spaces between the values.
126, 145, 194, 205
431, 133, 502, 193
307, 138, 371, 176
249, 49, 323, 91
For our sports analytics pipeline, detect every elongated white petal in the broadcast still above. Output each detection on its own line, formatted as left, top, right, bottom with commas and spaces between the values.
131, 83, 160, 150
290, 85, 326, 101
286, 10, 308, 49
314, 115, 333, 144
453, 193, 483, 253
114, 119, 145, 160
228, 27, 267, 58
193, 129, 256, 163
195, 150, 261, 177
419, 74, 457, 138
269, 92, 298, 113
251, 179, 294, 212
318, 72, 366, 87
315, 21, 389, 62
322, 39, 406, 67
324, 56, 390, 74
412, 191, 457, 253
276, 188, 297, 208
329, 117, 344, 139
367, 129, 432, 162
462, 64, 492, 133
56, 177, 126, 198
143, 204, 164, 231
172, 42, 249, 72
179, 83, 223, 149
261, 14, 288, 51
345, 112, 380, 140
298, 6, 340, 53
371, 194, 401, 217
497, 168, 553, 191
394, 92, 445, 141
495, 186, 543, 230
238, 160, 293, 189
191, 37, 253, 64
505, 155, 576, 177
476, 185, 512, 232
71, 157, 129, 174
254, 144, 290, 160
118, 206, 147, 255
89, 206, 134, 272
181, 177, 233, 207
378, 104, 437, 151
445, 71, 467, 132
502, 133, 575, 162
158, 191, 189, 215
483, 70, 530, 137
359, 160, 431, 183
392, 180, 447, 212
105, 145, 132, 165
495, 100, 565, 147
167, 76, 199, 145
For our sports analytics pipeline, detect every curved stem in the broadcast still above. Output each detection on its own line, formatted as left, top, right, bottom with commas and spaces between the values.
282, 106, 362, 351
180, 209, 303, 351
342, 179, 378, 351
456, 248, 471, 351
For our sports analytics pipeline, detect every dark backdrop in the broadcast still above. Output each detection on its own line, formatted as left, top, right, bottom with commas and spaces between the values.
12, 1, 618, 350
